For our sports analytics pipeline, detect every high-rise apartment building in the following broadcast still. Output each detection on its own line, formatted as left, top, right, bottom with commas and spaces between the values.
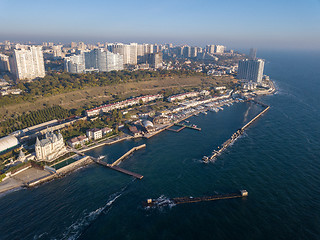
0, 53, 10, 72
65, 49, 123, 73
249, 48, 257, 60
206, 45, 215, 54
145, 52, 163, 69
9, 46, 45, 80
137, 44, 144, 56
183, 46, 191, 58
128, 43, 138, 65
52, 45, 63, 58
215, 45, 225, 54
191, 47, 198, 58
84, 49, 107, 71
108, 43, 137, 65
106, 51, 124, 71
64, 54, 85, 73
237, 59, 265, 83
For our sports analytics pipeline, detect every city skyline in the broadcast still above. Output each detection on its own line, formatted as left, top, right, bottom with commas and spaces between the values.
1, 0, 320, 50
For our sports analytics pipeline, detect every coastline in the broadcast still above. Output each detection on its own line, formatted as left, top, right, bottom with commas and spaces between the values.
0, 82, 276, 195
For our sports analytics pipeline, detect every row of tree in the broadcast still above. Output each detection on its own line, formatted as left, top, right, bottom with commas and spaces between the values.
0, 106, 72, 137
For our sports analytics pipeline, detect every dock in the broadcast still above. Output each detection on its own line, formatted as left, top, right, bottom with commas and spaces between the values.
144, 190, 248, 207
166, 126, 186, 132
174, 123, 201, 131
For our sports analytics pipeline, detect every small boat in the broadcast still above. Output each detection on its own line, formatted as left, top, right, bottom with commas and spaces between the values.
98, 155, 105, 160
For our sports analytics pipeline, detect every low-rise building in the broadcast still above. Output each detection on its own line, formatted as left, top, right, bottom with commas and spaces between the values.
86, 94, 163, 117
102, 127, 112, 135
0, 135, 19, 154
167, 92, 199, 102
128, 126, 140, 137
86, 128, 102, 140
215, 86, 226, 91
67, 135, 89, 148
153, 115, 171, 125
142, 120, 156, 132
243, 81, 257, 90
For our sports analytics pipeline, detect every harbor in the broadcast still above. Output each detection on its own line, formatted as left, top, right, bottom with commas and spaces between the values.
69, 144, 146, 180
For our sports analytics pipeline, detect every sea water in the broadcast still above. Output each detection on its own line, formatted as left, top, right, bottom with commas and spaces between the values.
0, 50, 319, 240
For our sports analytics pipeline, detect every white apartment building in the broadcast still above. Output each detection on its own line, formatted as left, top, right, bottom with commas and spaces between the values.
64, 54, 85, 73
106, 51, 124, 71
237, 59, 265, 83
10, 46, 45, 80
86, 128, 103, 140
215, 45, 225, 54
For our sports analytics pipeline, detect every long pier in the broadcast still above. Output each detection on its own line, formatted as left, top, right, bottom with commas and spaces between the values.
68, 145, 145, 179
95, 159, 144, 179
242, 106, 270, 130
203, 103, 270, 162
144, 190, 248, 207
110, 144, 146, 167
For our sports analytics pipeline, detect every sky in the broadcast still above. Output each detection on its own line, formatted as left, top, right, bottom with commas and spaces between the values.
1, 0, 320, 50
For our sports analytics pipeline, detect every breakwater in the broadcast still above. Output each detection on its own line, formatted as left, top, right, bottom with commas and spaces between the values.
203, 103, 270, 162
92, 144, 146, 179
110, 144, 146, 167
144, 190, 248, 207
27, 156, 93, 187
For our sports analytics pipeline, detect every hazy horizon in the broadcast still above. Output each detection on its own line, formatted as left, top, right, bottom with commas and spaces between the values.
1, 0, 320, 50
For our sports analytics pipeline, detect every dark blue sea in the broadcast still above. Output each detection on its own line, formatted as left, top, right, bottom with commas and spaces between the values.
0, 50, 320, 240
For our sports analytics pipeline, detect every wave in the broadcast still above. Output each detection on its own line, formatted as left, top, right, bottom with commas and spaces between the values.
144, 195, 176, 210
34, 181, 134, 240
61, 192, 123, 240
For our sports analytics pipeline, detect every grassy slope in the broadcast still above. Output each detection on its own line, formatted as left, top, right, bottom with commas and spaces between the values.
0, 75, 235, 120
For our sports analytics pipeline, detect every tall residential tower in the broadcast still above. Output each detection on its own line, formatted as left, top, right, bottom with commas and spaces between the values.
237, 59, 265, 83
9, 46, 45, 80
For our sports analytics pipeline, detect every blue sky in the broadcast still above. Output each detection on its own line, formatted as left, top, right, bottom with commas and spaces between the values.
1, 0, 320, 50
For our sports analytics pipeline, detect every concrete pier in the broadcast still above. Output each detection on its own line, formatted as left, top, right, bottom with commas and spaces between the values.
91, 144, 146, 179
145, 190, 248, 207
94, 159, 144, 179
110, 144, 146, 167
203, 103, 270, 162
